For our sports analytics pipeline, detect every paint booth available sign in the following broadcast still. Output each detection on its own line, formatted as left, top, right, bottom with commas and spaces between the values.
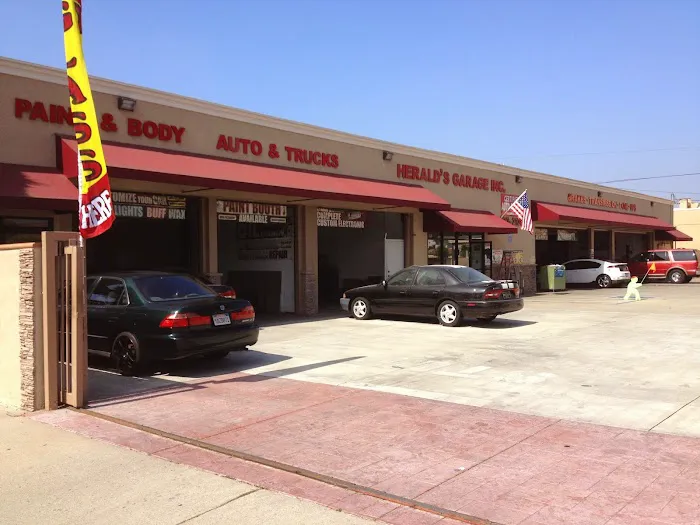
317, 208, 366, 228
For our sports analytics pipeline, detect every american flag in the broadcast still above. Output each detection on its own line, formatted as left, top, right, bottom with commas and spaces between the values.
506, 190, 533, 234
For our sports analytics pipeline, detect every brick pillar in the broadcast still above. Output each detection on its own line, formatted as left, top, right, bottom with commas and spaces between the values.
588, 228, 595, 258
610, 231, 616, 262
295, 206, 318, 315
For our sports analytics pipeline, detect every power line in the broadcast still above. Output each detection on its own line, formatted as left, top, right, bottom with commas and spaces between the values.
616, 188, 700, 197
495, 145, 700, 161
597, 171, 700, 184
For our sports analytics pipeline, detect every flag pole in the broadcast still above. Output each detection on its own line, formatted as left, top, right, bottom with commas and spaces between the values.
640, 264, 655, 284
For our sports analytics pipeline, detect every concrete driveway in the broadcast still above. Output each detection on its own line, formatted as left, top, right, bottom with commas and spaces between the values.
89, 281, 700, 436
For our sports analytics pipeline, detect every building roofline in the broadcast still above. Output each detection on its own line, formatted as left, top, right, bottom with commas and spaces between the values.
0, 56, 672, 205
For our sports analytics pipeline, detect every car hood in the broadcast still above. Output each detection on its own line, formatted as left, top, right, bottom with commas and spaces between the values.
346, 283, 383, 294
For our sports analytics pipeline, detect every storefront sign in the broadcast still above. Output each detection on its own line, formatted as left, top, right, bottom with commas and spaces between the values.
217, 200, 288, 224
567, 193, 637, 212
396, 163, 506, 193
112, 191, 186, 220
534, 228, 549, 241
216, 135, 340, 169
492, 249, 504, 264
14, 98, 187, 144
557, 229, 578, 242
316, 208, 366, 228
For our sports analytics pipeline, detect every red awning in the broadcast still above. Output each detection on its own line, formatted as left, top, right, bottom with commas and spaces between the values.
0, 164, 77, 211
424, 209, 518, 234
656, 229, 693, 242
534, 202, 674, 230
59, 139, 449, 210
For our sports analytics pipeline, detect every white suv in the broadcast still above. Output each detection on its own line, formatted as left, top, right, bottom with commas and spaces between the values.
563, 259, 631, 288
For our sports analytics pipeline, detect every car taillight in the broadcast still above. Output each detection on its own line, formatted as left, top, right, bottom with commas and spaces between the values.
231, 305, 255, 321
219, 289, 236, 298
484, 289, 503, 299
159, 312, 212, 329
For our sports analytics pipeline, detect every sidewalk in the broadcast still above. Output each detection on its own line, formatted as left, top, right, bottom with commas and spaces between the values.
0, 410, 374, 525
39, 370, 700, 525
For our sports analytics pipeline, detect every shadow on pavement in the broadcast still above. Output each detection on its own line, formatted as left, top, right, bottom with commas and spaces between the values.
257, 310, 347, 328
368, 315, 536, 329
88, 353, 364, 408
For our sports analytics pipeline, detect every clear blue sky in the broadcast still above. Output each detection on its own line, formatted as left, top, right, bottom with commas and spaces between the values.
2, 0, 698, 199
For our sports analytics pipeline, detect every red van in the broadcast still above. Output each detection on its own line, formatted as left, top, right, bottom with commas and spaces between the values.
627, 249, 699, 283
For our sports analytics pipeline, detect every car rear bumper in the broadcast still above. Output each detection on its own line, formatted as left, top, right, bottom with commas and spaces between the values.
611, 272, 631, 282
142, 325, 260, 361
459, 298, 524, 317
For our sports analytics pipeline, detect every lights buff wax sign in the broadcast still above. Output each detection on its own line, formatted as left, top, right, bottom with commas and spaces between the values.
62, 0, 115, 238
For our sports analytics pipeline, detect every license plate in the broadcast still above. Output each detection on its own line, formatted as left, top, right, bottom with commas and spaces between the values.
212, 313, 231, 326
501, 291, 512, 299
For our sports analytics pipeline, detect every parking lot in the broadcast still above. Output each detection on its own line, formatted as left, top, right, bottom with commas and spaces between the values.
89, 280, 700, 436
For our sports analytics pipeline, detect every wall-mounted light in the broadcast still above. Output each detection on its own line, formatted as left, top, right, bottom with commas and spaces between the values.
382, 151, 393, 161
597, 191, 602, 197
117, 96, 136, 111
515, 175, 523, 183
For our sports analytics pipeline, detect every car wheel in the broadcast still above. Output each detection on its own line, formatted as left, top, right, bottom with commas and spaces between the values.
112, 332, 141, 376
206, 350, 230, 359
351, 297, 372, 320
685, 276, 694, 283
668, 269, 685, 284
596, 274, 612, 288
437, 300, 462, 327
476, 315, 498, 324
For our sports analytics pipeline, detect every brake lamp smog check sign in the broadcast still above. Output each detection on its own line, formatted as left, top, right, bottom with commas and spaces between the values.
212, 313, 231, 326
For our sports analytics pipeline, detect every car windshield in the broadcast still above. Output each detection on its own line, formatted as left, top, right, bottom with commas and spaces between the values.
448, 266, 493, 283
134, 275, 216, 302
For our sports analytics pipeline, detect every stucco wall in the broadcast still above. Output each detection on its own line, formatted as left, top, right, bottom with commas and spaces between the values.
674, 209, 700, 249
0, 249, 22, 409
0, 244, 42, 411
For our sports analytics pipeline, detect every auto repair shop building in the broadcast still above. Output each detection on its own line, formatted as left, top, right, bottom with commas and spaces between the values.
0, 57, 689, 314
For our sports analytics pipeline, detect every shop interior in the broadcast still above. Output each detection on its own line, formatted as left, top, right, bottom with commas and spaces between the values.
86, 194, 201, 276
614, 232, 649, 262
317, 210, 405, 308
535, 227, 650, 266
0, 216, 54, 244
217, 201, 295, 314
427, 232, 492, 276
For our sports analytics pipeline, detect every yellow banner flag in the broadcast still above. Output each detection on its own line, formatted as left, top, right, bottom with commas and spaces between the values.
650, 262, 657, 272
62, 0, 115, 238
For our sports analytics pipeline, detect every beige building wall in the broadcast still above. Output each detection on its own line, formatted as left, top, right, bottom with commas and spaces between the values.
0, 249, 22, 409
0, 244, 42, 412
674, 207, 700, 249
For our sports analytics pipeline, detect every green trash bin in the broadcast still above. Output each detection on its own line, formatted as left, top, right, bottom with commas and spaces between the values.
539, 264, 566, 291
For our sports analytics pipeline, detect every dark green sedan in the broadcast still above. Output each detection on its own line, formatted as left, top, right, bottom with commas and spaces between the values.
86, 271, 259, 375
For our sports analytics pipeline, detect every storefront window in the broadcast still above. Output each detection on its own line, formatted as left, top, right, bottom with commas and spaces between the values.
0, 217, 52, 244
426, 232, 490, 276
217, 200, 295, 314
456, 235, 470, 266
427, 233, 442, 265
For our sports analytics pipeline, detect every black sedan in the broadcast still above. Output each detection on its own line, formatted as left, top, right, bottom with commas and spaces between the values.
340, 265, 524, 327
86, 271, 259, 375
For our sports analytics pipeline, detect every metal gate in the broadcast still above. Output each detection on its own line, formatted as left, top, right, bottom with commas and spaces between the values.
42, 231, 87, 409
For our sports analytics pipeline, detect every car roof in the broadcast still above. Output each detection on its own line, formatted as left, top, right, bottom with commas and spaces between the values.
87, 270, 188, 278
